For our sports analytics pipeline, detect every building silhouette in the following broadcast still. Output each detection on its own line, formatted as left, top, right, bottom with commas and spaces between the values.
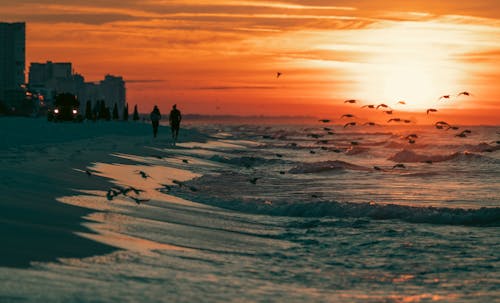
28, 61, 126, 117
0, 22, 25, 105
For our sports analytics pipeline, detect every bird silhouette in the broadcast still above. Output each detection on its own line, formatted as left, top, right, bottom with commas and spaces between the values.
130, 197, 150, 205
363, 122, 376, 126
361, 104, 375, 109
318, 119, 330, 123
137, 170, 150, 179
309, 150, 316, 154
403, 119, 412, 123
182, 159, 189, 163
457, 91, 471, 97
376, 103, 389, 109
438, 95, 451, 101
387, 118, 401, 123
276, 153, 283, 158
323, 127, 332, 131
340, 114, 355, 119
407, 139, 416, 144
384, 110, 393, 115
276, 72, 282, 78
344, 99, 356, 104
392, 163, 406, 169
396, 100, 406, 105
426, 108, 437, 114
343, 122, 356, 128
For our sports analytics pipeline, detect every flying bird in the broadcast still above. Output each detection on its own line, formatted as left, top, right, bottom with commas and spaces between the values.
318, 119, 330, 123
426, 108, 438, 115
376, 103, 389, 109
396, 100, 406, 105
457, 91, 472, 97
361, 105, 375, 109
340, 114, 355, 118
438, 95, 451, 101
182, 159, 189, 163
276, 72, 282, 78
403, 119, 412, 123
137, 170, 150, 179
344, 122, 356, 128
344, 99, 357, 104
130, 197, 150, 205
384, 110, 393, 115
387, 118, 401, 123
363, 122, 376, 126
276, 153, 283, 158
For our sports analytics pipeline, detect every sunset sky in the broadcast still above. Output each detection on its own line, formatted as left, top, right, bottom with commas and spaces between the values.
1, 0, 499, 123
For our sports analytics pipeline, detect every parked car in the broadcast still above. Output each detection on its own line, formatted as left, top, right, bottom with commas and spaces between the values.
47, 93, 83, 122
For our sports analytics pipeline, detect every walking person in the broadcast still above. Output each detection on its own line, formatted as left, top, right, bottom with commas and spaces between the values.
169, 104, 182, 145
150, 105, 161, 138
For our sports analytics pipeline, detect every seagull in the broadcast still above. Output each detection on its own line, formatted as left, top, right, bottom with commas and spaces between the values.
182, 159, 189, 163
318, 119, 330, 123
309, 150, 316, 154
137, 170, 150, 179
392, 163, 406, 169
340, 114, 355, 118
361, 105, 376, 109
130, 197, 150, 205
106, 188, 121, 201
276, 72, 282, 78
344, 122, 356, 128
438, 95, 451, 101
276, 153, 283, 158
426, 108, 437, 115
446, 126, 460, 131
403, 119, 412, 123
384, 110, 393, 115
387, 118, 401, 123
396, 100, 406, 105
457, 91, 472, 97
122, 186, 144, 195
376, 103, 389, 109
344, 99, 357, 104
363, 122, 376, 126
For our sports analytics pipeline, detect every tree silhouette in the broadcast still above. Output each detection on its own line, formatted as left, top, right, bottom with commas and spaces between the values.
123, 103, 129, 121
133, 104, 139, 121
85, 100, 92, 120
112, 103, 119, 120
105, 107, 111, 121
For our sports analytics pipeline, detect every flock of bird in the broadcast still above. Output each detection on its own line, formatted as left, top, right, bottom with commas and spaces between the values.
317, 91, 475, 143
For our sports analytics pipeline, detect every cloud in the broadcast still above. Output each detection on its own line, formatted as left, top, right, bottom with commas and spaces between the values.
194, 86, 278, 90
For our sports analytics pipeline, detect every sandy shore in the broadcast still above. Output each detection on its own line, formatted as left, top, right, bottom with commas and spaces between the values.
0, 117, 207, 267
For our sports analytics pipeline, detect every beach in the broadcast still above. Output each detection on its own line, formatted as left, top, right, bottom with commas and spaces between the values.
0, 117, 499, 302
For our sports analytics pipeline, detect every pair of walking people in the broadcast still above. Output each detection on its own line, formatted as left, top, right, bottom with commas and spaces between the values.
150, 104, 182, 145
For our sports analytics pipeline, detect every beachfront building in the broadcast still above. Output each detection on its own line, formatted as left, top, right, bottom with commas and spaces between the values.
0, 22, 26, 106
28, 61, 126, 117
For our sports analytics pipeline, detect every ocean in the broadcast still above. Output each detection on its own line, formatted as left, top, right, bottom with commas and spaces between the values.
0, 120, 498, 302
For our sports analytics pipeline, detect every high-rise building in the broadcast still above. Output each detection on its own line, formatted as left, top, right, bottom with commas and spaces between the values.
0, 22, 25, 102
100, 74, 126, 115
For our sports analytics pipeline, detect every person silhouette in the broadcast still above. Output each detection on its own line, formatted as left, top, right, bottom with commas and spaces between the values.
150, 105, 161, 138
169, 104, 182, 145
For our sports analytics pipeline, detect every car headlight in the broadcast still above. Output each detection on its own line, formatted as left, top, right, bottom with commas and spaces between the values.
72, 109, 78, 114
54, 109, 59, 114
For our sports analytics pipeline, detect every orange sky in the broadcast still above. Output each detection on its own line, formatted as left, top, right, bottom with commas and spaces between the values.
1, 0, 499, 124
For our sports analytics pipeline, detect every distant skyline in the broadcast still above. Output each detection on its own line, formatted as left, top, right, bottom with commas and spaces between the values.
1, 1, 499, 123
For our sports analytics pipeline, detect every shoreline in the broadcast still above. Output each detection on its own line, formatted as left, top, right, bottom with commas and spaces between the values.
0, 117, 208, 267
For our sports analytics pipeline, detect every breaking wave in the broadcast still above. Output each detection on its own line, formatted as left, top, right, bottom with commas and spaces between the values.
288, 160, 370, 173
388, 149, 499, 163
